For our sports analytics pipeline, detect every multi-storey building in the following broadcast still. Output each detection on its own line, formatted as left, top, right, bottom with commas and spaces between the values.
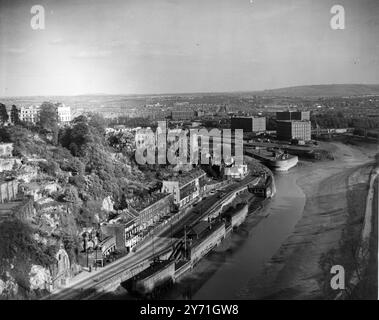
276, 111, 310, 121
18, 104, 71, 125
231, 116, 266, 132
19, 105, 40, 124
56, 104, 72, 124
161, 169, 206, 208
276, 120, 311, 141
129, 193, 174, 230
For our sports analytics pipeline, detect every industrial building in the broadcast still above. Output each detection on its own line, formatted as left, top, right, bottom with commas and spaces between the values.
231, 116, 266, 132
276, 111, 312, 142
276, 111, 310, 121
276, 120, 311, 141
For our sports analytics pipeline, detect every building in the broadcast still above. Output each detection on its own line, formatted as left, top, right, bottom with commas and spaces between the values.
276, 120, 311, 141
56, 104, 71, 124
103, 193, 174, 253
161, 169, 206, 208
223, 164, 248, 179
231, 116, 266, 132
101, 222, 128, 250
276, 111, 310, 121
18, 104, 71, 125
98, 235, 117, 257
171, 110, 195, 121
19, 105, 40, 124
128, 193, 174, 230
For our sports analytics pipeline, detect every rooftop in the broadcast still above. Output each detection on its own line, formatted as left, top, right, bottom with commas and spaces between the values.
134, 259, 174, 280
128, 192, 170, 212
163, 168, 206, 187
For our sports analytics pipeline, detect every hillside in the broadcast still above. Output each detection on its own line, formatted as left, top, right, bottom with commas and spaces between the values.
254, 84, 379, 98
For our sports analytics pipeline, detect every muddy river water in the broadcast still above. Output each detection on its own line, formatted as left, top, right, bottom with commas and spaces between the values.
162, 171, 306, 300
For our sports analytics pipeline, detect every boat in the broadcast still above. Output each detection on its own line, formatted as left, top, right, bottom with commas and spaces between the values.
267, 154, 299, 172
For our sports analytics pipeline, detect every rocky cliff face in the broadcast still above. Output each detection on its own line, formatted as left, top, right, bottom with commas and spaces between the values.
29, 265, 52, 292
0, 272, 18, 299
101, 196, 114, 212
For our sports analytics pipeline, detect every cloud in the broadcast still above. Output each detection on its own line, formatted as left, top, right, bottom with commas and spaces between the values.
49, 38, 64, 45
72, 49, 112, 59
6, 47, 26, 54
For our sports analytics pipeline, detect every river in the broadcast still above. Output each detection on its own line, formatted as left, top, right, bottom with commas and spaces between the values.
161, 170, 306, 300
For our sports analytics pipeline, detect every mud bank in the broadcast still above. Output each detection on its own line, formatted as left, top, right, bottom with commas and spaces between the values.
241, 142, 378, 299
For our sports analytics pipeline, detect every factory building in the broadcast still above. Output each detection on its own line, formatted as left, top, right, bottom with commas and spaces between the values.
231, 116, 266, 132
276, 111, 310, 121
276, 120, 311, 142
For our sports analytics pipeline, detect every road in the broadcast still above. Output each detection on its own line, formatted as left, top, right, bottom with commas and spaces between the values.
45, 235, 172, 300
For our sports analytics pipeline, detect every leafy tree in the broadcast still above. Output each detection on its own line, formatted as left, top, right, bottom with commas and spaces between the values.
10, 105, 20, 124
0, 219, 56, 274
39, 160, 60, 176
0, 103, 9, 123
39, 102, 59, 143
62, 185, 80, 203
87, 112, 107, 136
59, 116, 93, 156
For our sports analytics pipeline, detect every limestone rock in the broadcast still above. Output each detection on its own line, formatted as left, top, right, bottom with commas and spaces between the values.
29, 265, 52, 292
101, 196, 114, 212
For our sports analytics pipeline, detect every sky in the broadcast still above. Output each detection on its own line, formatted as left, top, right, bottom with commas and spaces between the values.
0, 0, 378, 96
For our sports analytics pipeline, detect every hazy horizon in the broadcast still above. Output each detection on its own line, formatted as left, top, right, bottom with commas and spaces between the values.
2, 82, 379, 99
1, 0, 379, 96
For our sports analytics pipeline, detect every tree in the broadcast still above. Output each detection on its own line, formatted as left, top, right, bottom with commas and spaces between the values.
0, 103, 9, 123
10, 105, 20, 124
87, 113, 107, 136
39, 102, 59, 143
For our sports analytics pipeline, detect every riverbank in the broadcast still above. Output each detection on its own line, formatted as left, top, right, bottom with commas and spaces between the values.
242, 141, 378, 299
156, 169, 305, 300
103, 141, 378, 300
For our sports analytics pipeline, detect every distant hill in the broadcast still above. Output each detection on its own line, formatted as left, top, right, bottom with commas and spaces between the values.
253, 84, 379, 98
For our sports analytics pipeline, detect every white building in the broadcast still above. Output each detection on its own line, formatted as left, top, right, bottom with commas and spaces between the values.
224, 164, 248, 179
57, 105, 71, 124
19, 104, 71, 125
20, 105, 40, 124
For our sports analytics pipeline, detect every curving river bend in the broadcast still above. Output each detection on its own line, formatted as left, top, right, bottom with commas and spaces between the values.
162, 170, 306, 300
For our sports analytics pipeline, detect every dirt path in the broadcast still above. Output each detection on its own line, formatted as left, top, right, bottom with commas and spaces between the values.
243, 141, 378, 299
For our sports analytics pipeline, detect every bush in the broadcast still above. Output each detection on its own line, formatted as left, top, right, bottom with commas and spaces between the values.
39, 160, 60, 176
